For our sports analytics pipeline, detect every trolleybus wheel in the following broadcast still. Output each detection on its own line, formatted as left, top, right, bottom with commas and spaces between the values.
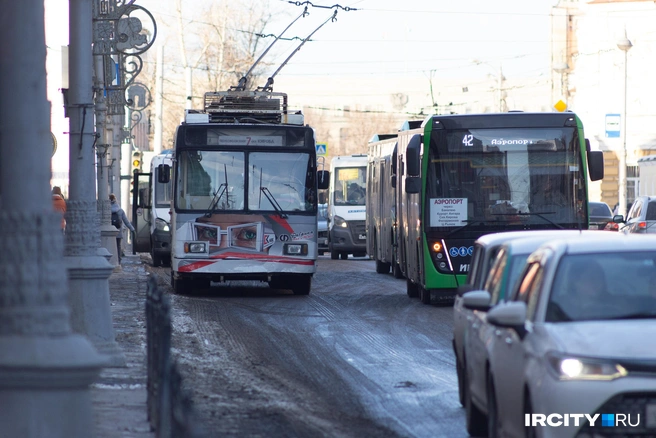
419, 285, 431, 305
406, 278, 419, 298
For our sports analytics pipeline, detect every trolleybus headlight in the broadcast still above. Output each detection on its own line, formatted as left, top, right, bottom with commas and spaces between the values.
284, 243, 308, 255
155, 218, 170, 232
184, 242, 207, 253
333, 215, 348, 228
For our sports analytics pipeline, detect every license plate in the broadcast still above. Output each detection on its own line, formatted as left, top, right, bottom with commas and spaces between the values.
358, 233, 366, 240
647, 404, 656, 428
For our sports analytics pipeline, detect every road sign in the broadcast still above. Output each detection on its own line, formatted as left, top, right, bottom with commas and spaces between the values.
605, 114, 620, 138
316, 143, 327, 156
554, 100, 567, 112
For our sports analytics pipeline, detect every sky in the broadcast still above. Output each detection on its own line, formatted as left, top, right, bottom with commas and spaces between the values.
135, 0, 562, 81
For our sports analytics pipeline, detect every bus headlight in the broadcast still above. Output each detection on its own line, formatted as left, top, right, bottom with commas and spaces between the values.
155, 218, 170, 232
184, 242, 207, 254
284, 243, 308, 255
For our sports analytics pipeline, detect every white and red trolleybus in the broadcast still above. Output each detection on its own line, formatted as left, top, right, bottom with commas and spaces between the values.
157, 90, 329, 295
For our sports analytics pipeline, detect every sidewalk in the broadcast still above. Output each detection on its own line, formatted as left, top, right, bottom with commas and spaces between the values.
91, 253, 154, 438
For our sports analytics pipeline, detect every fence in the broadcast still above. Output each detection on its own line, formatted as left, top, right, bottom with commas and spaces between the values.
146, 276, 204, 437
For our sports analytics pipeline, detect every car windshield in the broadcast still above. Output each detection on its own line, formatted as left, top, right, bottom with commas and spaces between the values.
546, 252, 656, 322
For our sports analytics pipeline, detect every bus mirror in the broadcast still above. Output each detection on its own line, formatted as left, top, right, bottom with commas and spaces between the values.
587, 150, 604, 181
406, 135, 421, 176
391, 174, 397, 188
405, 176, 421, 194
158, 164, 170, 184
318, 170, 329, 190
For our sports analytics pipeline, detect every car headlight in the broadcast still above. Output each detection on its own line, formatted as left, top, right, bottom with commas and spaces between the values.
546, 351, 627, 381
333, 215, 348, 228
155, 218, 170, 232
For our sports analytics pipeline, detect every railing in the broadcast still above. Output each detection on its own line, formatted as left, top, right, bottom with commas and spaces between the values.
146, 276, 204, 437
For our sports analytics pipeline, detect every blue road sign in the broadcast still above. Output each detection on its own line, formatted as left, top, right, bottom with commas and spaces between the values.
605, 114, 620, 138
316, 143, 327, 156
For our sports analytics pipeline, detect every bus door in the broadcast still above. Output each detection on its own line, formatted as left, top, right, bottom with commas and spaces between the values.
131, 171, 152, 254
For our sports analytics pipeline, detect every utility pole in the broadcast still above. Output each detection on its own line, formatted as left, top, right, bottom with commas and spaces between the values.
155, 46, 164, 154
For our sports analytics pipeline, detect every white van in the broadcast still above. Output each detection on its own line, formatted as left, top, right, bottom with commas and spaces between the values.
149, 150, 173, 266
328, 154, 368, 259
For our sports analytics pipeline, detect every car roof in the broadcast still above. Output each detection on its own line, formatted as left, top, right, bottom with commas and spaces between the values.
474, 229, 599, 248
500, 230, 619, 255
539, 233, 656, 256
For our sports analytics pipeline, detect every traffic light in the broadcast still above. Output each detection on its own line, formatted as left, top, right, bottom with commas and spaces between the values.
131, 150, 143, 174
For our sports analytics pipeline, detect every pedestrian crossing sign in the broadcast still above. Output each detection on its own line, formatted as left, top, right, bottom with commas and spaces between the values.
316, 143, 327, 156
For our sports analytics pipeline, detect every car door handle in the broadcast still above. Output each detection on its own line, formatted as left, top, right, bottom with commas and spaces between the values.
466, 315, 473, 321
495, 330, 502, 337
472, 323, 479, 329
505, 337, 513, 345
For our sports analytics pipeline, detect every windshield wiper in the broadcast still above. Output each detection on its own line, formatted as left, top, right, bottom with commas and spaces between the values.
445, 220, 486, 238
205, 164, 229, 217
260, 187, 288, 219
493, 212, 565, 229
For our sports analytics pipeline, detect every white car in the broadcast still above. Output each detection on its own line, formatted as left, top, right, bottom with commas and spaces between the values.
483, 234, 656, 438
453, 230, 595, 409
460, 231, 613, 435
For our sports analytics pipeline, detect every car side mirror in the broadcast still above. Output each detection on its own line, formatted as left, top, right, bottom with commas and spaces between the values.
487, 301, 527, 339
612, 214, 625, 223
462, 290, 491, 311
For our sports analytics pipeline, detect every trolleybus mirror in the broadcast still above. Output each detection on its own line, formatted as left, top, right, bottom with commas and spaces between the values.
406, 134, 421, 177
318, 170, 329, 190
158, 164, 170, 184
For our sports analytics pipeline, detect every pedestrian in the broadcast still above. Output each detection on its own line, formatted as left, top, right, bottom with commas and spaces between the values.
109, 193, 135, 264
52, 186, 66, 232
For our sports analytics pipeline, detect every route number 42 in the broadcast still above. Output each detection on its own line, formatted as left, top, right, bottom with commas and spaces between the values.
462, 135, 474, 147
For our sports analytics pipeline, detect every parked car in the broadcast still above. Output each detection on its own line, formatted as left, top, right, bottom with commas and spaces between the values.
453, 229, 591, 408
317, 203, 329, 255
588, 201, 613, 231
460, 230, 615, 435
481, 234, 656, 438
617, 195, 656, 234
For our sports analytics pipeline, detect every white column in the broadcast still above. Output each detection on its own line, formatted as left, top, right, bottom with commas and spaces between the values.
0, 1, 106, 435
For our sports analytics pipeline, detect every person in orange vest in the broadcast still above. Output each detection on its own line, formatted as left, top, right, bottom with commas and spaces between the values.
52, 186, 66, 232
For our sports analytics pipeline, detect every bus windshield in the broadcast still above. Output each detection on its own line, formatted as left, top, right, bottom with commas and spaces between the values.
175, 150, 315, 213
426, 127, 586, 231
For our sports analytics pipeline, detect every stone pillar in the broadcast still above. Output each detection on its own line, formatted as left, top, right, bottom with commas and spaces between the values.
65, 0, 125, 367
0, 1, 106, 436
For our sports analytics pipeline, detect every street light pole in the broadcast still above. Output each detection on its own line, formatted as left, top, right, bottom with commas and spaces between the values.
617, 34, 632, 218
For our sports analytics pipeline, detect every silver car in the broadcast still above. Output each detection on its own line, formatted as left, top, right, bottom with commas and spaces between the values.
317, 203, 329, 255
483, 234, 656, 438
453, 230, 591, 409
460, 230, 615, 436
618, 195, 656, 234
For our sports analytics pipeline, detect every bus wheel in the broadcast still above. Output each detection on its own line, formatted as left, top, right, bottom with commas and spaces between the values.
330, 250, 339, 260
419, 285, 431, 305
292, 275, 311, 295
339, 252, 348, 260
406, 279, 419, 298
173, 276, 190, 295
375, 259, 391, 274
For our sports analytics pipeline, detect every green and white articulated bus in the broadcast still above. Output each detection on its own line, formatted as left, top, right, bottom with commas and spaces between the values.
367, 112, 604, 304
157, 90, 329, 295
